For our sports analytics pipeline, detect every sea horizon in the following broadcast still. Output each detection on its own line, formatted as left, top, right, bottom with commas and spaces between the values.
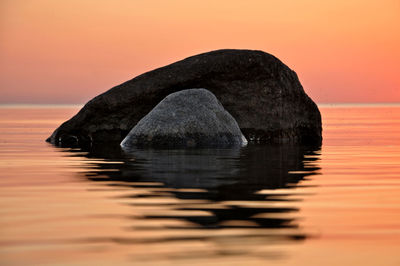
1, 102, 400, 108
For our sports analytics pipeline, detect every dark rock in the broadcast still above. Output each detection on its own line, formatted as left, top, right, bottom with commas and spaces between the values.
47, 49, 322, 147
121, 89, 247, 148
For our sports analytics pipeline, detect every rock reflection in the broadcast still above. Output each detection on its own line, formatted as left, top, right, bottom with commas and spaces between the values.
79, 144, 320, 259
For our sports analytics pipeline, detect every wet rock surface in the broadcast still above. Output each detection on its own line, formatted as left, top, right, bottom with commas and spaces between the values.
47, 49, 322, 147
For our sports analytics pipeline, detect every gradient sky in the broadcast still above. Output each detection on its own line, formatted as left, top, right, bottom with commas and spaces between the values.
0, 0, 399, 104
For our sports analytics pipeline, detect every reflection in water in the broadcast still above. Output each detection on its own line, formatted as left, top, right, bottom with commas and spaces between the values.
3, 106, 400, 265
76, 144, 320, 259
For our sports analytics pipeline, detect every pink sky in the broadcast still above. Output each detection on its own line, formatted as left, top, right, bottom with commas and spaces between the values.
0, 0, 399, 104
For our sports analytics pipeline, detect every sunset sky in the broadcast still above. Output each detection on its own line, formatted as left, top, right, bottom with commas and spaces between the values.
0, 0, 399, 104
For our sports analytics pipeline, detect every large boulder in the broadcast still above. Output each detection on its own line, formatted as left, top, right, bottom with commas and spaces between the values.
121, 89, 247, 148
47, 49, 322, 147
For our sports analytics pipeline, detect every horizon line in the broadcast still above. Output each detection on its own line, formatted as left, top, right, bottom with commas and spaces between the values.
1, 102, 400, 108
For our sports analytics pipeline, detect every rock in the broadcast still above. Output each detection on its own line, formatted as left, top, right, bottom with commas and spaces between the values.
47, 49, 322, 147
121, 89, 247, 148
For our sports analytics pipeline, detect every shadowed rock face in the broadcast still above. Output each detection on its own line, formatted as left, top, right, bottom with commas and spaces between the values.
121, 89, 247, 148
47, 49, 322, 147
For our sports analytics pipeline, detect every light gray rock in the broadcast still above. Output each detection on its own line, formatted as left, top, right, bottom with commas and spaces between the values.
121, 89, 247, 148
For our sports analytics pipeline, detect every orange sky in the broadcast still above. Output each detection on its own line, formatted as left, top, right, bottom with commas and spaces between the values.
0, 0, 399, 104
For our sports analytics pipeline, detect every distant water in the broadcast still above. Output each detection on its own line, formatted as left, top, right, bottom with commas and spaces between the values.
1, 105, 400, 265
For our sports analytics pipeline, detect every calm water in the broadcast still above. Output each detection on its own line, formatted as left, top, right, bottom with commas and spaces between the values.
1, 105, 400, 265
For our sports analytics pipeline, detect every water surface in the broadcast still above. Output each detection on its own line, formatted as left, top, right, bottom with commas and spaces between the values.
0, 105, 399, 265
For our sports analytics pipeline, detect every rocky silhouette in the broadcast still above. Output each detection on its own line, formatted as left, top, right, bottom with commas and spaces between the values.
47, 49, 322, 147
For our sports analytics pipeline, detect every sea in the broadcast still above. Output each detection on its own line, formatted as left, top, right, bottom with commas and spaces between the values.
0, 104, 399, 266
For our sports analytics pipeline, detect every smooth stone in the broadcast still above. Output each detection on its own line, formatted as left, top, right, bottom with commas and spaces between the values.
121, 89, 247, 148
